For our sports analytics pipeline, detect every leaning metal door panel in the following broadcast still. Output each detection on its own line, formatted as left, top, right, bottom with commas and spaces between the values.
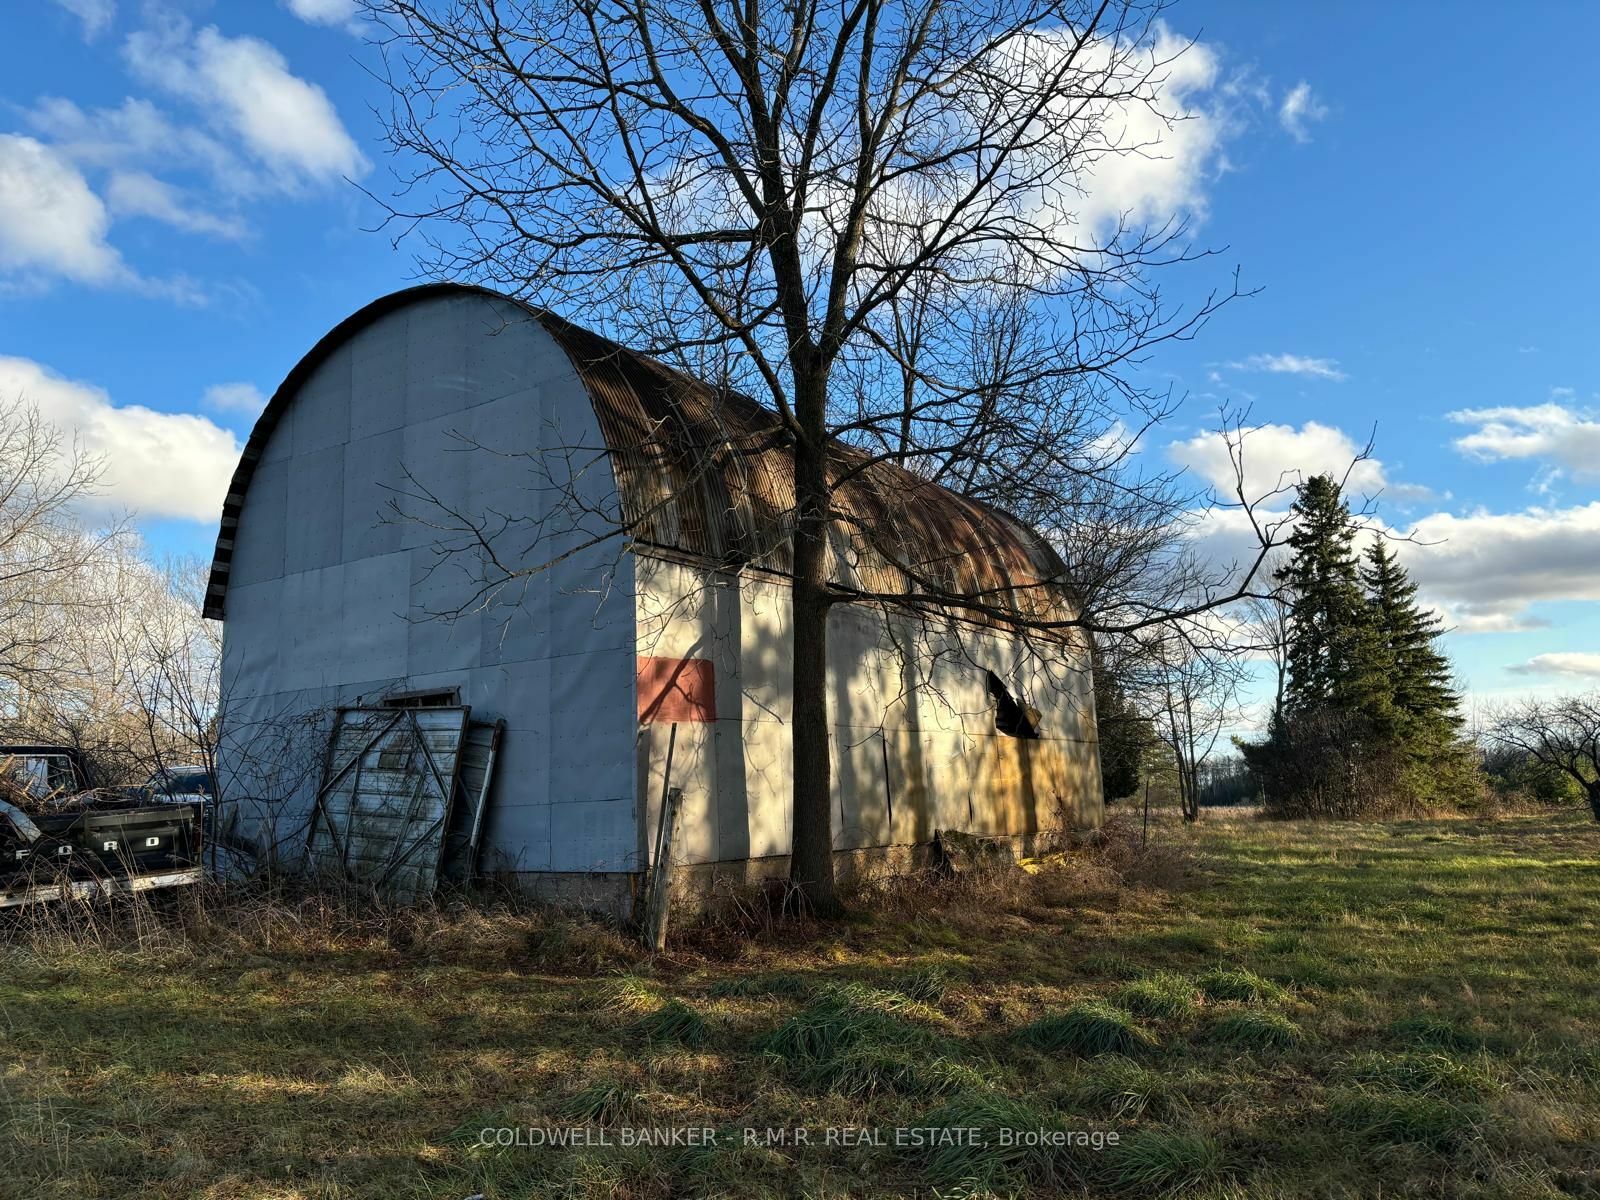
307, 705, 471, 900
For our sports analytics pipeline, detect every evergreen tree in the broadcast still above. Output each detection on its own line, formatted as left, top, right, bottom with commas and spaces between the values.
1360, 536, 1461, 743
1274, 475, 1387, 717
1093, 658, 1156, 802
1245, 479, 1473, 816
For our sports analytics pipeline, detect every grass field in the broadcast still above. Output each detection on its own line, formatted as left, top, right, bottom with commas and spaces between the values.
2, 809, 1598, 1199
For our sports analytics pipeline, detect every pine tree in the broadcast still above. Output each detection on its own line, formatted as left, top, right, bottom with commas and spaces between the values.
1275, 475, 1387, 717
1360, 536, 1461, 744
1246, 477, 1477, 816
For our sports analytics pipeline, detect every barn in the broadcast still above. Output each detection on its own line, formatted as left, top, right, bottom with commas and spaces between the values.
205, 284, 1102, 911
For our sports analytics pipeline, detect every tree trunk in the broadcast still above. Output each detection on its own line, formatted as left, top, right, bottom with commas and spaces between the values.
787, 375, 840, 916
1586, 782, 1600, 825
1181, 759, 1199, 823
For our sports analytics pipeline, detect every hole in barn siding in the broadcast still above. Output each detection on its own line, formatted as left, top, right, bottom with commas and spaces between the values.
986, 671, 1040, 739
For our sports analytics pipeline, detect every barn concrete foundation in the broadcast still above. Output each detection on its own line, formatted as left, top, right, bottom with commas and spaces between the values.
491, 829, 1061, 923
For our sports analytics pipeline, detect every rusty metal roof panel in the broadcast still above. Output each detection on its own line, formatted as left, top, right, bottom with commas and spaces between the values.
534, 312, 1072, 624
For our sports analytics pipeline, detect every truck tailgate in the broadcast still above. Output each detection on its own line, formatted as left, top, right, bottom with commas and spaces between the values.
1, 801, 204, 907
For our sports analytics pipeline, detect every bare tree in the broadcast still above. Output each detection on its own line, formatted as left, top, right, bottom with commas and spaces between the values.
1144, 627, 1245, 822
0, 399, 127, 727
1241, 576, 1292, 731
363, 0, 1329, 910
1489, 695, 1600, 823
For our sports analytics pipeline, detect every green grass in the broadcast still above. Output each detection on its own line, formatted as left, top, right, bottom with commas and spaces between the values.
1, 809, 1597, 1197
557, 1079, 643, 1124
1205, 1008, 1304, 1051
1102, 1129, 1226, 1194
1338, 1049, 1502, 1100
1196, 965, 1287, 1004
917, 1094, 1098, 1191
1080, 952, 1144, 979
1329, 1089, 1484, 1150
1016, 1000, 1157, 1057
633, 997, 708, 1046
1113, 971, 1199, 1020
1064, 1056, 1179, 1120
1388, 1012, 1489, 1052
759, 989, 981, 1098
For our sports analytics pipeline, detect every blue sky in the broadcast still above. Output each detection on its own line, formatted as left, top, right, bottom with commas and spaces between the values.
3, 0, 1597, 724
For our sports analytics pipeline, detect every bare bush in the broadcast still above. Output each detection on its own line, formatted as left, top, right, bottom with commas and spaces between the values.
1244, 707, 1415, 820
1488, 694, 1600, 824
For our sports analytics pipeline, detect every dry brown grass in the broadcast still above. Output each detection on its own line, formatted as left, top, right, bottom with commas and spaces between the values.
2, 808, 1596, 1199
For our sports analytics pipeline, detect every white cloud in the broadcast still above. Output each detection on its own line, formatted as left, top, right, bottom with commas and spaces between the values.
1507, 653, 1600, 680
123, 22, 368, 188
1183, 491, 1600, 637
12, 20, 365, 291
826, 22, 1240, 275
1529, 464, 1564, 499
1448, 402, 1600, 480
1225, 353, 1346, 381
1279, 81, 1328, 143
1165, 420, 1600, 639
1069, 25, 1231, 234
282, 0, 360, 29
1169, 420, 1387, 501
203, 382, 267, 415
0, 356, 240, 523
0, 134, 129, 288
27, 97, 251, 193
49, 0, 114, 39
106, 172, 247, 240
1404, 503, 1600, 632
0, 135, 203, 301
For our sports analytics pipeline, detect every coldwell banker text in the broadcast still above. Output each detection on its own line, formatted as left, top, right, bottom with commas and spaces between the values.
477, 1126, 1121, 1150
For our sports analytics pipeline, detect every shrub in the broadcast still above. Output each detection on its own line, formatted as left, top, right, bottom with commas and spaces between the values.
1240, 708, 1415, 820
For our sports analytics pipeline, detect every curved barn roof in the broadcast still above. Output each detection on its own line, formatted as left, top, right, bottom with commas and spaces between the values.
204, 284, 1072, 627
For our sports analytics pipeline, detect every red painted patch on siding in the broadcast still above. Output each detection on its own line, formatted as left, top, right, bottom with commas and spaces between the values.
637, 656, 717, 723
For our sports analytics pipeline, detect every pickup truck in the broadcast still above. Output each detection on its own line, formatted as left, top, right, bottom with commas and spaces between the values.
0, 745, 205, 908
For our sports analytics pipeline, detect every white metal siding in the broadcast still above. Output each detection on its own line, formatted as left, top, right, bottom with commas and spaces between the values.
634, 555, 1101, 868
218, 293, 639, 873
